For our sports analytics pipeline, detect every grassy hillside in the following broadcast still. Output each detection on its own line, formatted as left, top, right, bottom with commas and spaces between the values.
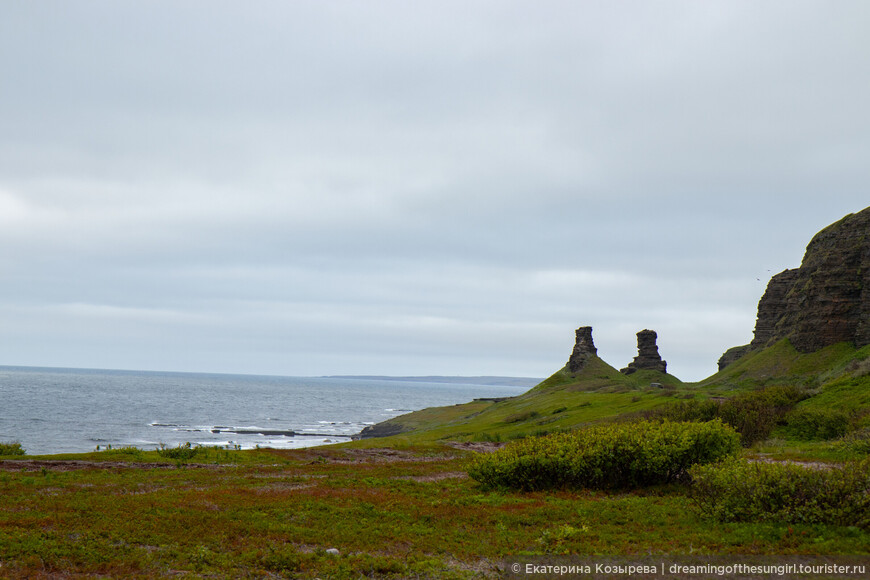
353, 354, 689, 446
355, 340, 870, 459
696, 340, 869, 392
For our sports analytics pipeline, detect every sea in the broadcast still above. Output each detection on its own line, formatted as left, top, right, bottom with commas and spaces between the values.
0, 366, 533, 455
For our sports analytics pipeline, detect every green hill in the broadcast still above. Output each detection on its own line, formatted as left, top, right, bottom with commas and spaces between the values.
352, 339, 870, 456
354, 352, 686, 446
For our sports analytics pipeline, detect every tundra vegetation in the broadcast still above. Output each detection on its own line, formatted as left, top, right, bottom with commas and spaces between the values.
1, 342, 869, 578
467, 420, 740, 491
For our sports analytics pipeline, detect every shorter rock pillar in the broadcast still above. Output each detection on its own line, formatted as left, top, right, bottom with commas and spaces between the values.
620, 329, 667, 375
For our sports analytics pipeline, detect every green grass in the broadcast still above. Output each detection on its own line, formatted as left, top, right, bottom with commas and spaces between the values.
695, 341, 869, 393
1, 444, 867, 578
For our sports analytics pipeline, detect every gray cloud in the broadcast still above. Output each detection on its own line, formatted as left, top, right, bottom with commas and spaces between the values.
1, 1, 868, 380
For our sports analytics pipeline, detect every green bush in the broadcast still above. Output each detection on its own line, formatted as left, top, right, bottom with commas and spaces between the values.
718, 386, 806, 446
647, 386, 807, 446
474, 432, 502, 443
0, 441, 26, 456
837, 428, 870, 456
503, 410, 540, 424
783, 408, 852, 440
648, 399, 719, 423
467, 420, 740, 491
156, 442, 201, 460
689, 458, 870, 530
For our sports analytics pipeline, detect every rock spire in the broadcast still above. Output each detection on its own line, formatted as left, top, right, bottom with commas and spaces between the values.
620, 329, 667, 375
567, 326, 597, 373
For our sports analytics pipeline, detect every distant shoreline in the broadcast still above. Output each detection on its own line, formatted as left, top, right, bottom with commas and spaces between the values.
323, 375, 542, 388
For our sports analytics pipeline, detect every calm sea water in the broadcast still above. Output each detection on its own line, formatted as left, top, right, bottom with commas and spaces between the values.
0, 367, 530, 455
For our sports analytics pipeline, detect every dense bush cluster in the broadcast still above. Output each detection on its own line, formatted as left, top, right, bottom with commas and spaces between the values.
690, 458, 870, 530
0, 441, 26, 456
783, 408, 852, 440
649, 386, 809, 446
837, 428, 870, 456
156, 442, 202, 460
720, 386, 806, 445
649, 400, 719, 423
467, 420, 740, 491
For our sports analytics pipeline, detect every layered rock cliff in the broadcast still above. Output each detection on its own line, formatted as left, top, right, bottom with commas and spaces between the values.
718, 206, 870, 370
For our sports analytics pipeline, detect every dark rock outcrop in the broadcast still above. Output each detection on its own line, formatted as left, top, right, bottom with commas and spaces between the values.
749, 269, 802, 349
620, 329, 667, 375
752, 208, 870, 353
567, 326, 597, 373
358, 422, 408, 439
717, 344, 752, 371
718, 206, 870, 369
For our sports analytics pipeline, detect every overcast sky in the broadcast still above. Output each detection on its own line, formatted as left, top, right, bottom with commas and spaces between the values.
1, 1, 868, 381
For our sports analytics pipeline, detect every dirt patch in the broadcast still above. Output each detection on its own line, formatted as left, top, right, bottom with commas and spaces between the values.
308, 448, 459, 464
396, 471, 468, 483
444, 556, 502, 578
254, 482, 317, 493
749, 456, 836, 471
0, 460, 221, 472
445, 441, 506, 453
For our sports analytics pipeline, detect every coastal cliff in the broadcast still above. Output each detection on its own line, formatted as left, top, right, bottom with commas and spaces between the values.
719, 206, 870, 370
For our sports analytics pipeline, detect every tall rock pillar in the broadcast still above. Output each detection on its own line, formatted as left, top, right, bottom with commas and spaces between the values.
567, 326, 597, 373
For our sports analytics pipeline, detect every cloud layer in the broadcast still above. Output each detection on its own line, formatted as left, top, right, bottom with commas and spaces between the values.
1, 1, 868, 379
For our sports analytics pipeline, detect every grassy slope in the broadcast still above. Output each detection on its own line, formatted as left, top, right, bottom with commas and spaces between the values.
694, 340, 869, 393
351, 355, 691, 447
354, 340, 870, 454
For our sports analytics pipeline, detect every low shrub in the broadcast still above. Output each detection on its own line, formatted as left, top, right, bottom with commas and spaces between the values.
503, 410, 540, 424
98, 445, 145, 460
156, 442, 201, 460
836, 428, 870, 456
689, 458, 870, 530
845, 356, 870, 378
647, 385, 807, 446
783, 408, 852, 441
718, 386, 807, 446
0, 441, 26, 456
467, 419, 740, 491
648, 399, 719, 423
474, 432, 502, 443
